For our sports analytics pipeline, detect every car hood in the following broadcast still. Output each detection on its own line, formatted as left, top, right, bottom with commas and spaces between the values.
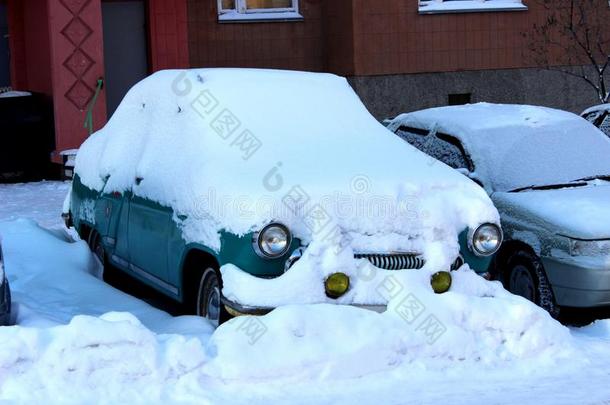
493, 184, 610, 240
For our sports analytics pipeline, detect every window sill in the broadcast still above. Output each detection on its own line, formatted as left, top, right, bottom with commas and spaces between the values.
418, 1, 527, 14
218, 11, 303, 23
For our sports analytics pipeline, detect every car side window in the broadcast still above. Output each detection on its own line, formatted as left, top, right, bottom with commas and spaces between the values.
396, 126, 472, 171
600, 113, 610, 136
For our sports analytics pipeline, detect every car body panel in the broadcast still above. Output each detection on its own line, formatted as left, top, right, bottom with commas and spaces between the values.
71, 174, 297, 301
542, 256, 610, 307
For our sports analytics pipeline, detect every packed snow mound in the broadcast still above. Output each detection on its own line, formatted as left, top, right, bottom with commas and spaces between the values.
389, 103, 610, 192
211, 267, 572, 380
0, 219, 214, 336
0, 183, 603, 403
74, 69, 498, 258
0, 312, 208, 402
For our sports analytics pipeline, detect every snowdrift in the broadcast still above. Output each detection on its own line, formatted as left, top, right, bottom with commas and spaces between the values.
0, 219, 576, 402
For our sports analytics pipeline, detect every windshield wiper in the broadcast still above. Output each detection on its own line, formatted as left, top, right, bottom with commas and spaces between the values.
574, 174, 610, 182
509, 182, 588, 193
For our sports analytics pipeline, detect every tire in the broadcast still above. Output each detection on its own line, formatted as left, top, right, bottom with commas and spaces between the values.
88, 231, 105, 266
1, 281, 10, 326
196, 267, 231, 327
87, 231, 118, 283
504, 250, 560, 318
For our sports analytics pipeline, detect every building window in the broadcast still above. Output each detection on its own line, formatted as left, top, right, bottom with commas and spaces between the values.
448, 93, 472, 105
218, 0, 303, 22
418, 0, 527, 14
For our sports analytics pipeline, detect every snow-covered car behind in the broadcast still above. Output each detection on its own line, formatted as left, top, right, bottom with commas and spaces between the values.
386, 103, 610, 317
67, 69, 500, 325
582, 104, 610, 137
0, 241, 11, 326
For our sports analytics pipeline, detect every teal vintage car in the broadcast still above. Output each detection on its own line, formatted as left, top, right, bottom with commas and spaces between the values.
65, 69, 502, 326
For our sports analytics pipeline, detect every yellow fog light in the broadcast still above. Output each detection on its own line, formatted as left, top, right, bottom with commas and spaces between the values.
431, 271, 452, 294
325, 272, 350, 299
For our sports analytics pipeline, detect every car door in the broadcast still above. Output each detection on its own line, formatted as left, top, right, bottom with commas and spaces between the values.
127, 181, 173, 290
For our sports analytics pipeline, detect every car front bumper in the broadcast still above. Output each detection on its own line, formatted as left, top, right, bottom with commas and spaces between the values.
221, 296, 386, 317
542, 256, 610, 308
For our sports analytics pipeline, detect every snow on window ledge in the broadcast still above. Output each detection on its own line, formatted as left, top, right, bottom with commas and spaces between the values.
418, 0, 527, 14
218, 10, 303, 23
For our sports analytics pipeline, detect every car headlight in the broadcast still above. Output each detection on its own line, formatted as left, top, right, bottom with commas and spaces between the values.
469, 223, 503, 256
325, 272, 350, 299
569, 239, 610, 257
252, 223, 292, 259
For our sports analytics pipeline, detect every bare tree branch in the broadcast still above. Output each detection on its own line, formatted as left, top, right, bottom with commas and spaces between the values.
525, 0, 610, 104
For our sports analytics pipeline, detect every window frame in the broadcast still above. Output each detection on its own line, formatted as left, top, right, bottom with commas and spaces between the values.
418, 0, 528, 15
396, 125, 476, 173
218, 0, 303, 23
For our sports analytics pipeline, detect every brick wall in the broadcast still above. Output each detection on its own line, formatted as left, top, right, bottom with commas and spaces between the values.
186, 0, 328, 72
186, 0, 599, 77
352, 0, 538, 76
149, 0, 190, 71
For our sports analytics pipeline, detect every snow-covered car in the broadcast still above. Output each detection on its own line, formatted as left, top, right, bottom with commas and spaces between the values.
0, 242, 11, 326
66, 69, 501, 326
581, 104, 610, 138
386, 103, 610, 317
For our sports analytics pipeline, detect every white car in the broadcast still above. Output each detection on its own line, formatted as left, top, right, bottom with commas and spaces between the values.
387, 103, 610, 317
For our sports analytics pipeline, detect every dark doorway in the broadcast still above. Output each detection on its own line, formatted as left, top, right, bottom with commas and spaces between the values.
102, 0, 149, 118
0, 3, 10, 88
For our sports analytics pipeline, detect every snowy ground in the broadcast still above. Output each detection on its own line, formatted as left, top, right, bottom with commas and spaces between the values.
0, 181, 609, 404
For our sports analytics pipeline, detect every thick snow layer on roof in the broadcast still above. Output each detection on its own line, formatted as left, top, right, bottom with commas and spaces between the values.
582, 103, 610, 115
390, 103, 610, 192
75, 70, 498, 263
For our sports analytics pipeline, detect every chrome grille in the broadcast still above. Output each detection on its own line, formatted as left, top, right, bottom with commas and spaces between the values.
354, 253, 425, 270
355, 253, 464, 271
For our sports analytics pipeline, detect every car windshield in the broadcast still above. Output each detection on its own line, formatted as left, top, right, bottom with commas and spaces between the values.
465, 117, 610, 192
397, 104, 610, 192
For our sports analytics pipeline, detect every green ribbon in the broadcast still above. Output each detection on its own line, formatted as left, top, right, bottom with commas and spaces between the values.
83, 78, 104, 135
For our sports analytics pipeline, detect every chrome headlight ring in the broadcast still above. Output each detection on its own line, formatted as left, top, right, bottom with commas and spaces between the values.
468, 223, 503, 257
252, 222, 292, 259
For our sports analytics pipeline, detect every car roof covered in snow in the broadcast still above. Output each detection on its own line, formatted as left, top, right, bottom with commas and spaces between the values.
582, 103, 610, 116
388, 103, 610, 192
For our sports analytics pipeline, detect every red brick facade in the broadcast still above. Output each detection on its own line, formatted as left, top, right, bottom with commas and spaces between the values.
352, 0, 535, 75
149, 0, 189, 70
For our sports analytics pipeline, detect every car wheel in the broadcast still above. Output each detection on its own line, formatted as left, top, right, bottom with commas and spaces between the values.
196, 267, 230, 327
505, 250, 560, 318
87, 231, 118, 283
89, 232, 105, 267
